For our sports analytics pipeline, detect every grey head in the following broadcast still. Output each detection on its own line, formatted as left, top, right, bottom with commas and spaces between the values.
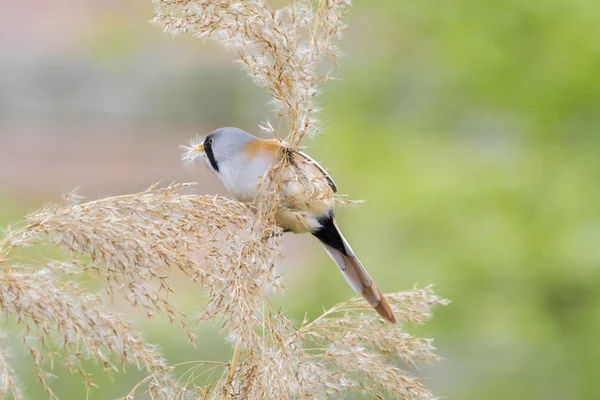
202, 127, 256, 173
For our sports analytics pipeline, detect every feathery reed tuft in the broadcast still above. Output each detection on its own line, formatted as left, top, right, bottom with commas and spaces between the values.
0, 182, 447, 398
152, 0, 348, 147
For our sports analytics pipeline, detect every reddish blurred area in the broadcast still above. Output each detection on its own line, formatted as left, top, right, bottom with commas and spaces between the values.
0, 121, 215, 200
0, 0, 263, 204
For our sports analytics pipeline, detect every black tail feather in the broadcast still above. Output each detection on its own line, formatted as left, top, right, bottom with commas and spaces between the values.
311, 211, 349, 256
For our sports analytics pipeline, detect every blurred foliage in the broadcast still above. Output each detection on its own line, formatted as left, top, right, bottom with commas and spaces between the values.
305, 1, 600, 399
3, 0, 600, 399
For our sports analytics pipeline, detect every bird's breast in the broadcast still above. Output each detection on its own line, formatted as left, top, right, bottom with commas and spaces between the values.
217, 153, 272, 202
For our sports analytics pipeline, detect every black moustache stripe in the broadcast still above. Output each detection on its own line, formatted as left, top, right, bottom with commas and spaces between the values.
204, 138, 219, 172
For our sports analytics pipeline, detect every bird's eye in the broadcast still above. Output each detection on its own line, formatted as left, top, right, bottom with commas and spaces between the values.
209, 138, 214, 144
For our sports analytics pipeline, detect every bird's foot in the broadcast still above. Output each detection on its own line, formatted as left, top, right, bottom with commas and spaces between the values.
263, 228, 289, 240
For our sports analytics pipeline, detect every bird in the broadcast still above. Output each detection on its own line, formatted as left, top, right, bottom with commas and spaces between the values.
187, 127, 397, 323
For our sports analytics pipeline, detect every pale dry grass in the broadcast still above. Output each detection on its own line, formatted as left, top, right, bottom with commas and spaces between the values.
0, 1, 448, 399
0, 185, 446, 399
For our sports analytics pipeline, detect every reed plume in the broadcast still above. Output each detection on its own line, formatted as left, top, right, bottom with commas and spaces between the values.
0, 1, 448, 399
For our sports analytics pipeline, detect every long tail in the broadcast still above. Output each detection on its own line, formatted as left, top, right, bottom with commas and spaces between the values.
312, 213, 397, 324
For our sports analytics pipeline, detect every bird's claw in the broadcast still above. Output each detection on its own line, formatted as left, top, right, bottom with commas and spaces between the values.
263, 228, 289, 240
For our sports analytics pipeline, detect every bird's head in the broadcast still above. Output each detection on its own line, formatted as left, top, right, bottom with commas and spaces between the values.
182, 127, 255, 173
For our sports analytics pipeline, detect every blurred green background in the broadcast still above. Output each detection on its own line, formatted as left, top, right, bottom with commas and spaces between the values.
2, 0, 600, 399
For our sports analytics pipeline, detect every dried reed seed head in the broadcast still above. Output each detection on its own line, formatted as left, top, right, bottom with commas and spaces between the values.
0, 1, 446, 399
0, 332, 25, 400
217, 290, 444, 400
152, 0, 350, 146
0, 184, 267, 398
0, 269, 179, 399
180, 135, 206, 165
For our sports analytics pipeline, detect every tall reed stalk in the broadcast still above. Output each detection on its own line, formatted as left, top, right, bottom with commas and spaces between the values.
0, 1, 447, 398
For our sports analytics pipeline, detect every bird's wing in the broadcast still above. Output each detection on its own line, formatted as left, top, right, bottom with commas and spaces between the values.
251, 139, 336, 193
289, 149, 338, 193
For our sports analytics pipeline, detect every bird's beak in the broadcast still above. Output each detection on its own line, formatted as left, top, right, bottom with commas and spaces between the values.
193, 143, 204, 152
